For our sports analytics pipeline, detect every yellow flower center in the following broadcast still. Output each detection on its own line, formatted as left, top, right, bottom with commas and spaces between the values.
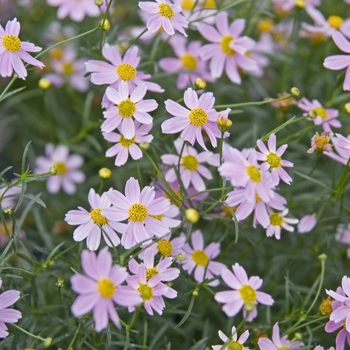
277, 347, 290, 350
120, 135, 136, 147
181, 53, 197, 70
182, 0, 194, 10
50, 47, 63, 60
146, 267, 159, 281
188, 108, 208, 126
269, 212, 284, 227
239, 284, 257, 304
2, 34, 21, 52
98, 278, 116, 298
165, 189, 182, 206
315, 135, 330, 151
266, 153, 281, 169
327, 15, 343, 30
220, 35, 235, 56
295, 0, 305, 8
118, 99, 136, 118
181, 154, 199, 171
223, 206, 237, 217
55, 162, 67, 175
246, 165, 262, 182
116, 63, 137, 81
90, 208, 109, 226
157, 239, 173, 256
128, 203, 148, 222
62, 62, 74, 75
228, 341, 244, 350
257, 19, 274, 33
150, 214, 164, 221
138, 283, 153, 301
314, 107, 327, 119
158, 3, 174, 18
192, 250, 209, 266
255, 193, 262, 203
201, 0, 216, 9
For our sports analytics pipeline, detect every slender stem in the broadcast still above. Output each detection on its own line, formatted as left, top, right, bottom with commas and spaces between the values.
11, 323, 47, 342
0, 74, 18, 103
68, 320, 81, 348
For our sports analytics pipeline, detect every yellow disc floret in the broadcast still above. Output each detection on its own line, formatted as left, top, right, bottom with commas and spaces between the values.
181, 0, 194, 10
2, 34, 21, 52
220, 35, 235, 56
120, 135, 136, 147
90, 208, 109, 225
228, 341, 244, 350
269, 212, 284, 227
246, 165, 262, 182
192, 250, 209, 266
98, 278, 116, 298
181, 53, 197, 70
239, 284, 257, 304
138, 283, 153, 301
158, 3, 174, 18
181, 154, 199, 171
62, 62, 75, 75
55, 162, 67, 175
128, 203, 148, 222
157, 239, 173, 256
118, 99, 136, 118
146, 267, 159, 281
327, 15, 343, 30
188, 108, 208, 126
116, 63, 137, 81
266, 153, 281, 169
314, 107, 327, 119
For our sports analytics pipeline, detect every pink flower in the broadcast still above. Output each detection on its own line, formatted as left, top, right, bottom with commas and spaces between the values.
158, 34, 214, 89
104, 121, 153, 167
65, 188, 126, 251
324, 32, 350, 91
103, 177, 171, 249
70, 247, 142, 332
138, 0, 188, 37
161, 138, 218, 191
266, 208, 299, 240
161, 87, 221, 150
258, 323, 304, 350
34, 144, 85, 194
182, 230, 225, 286
212, 326, 250, 350
215, 263, 274, 321
46, 0, 100, 22
0, 18, 44, 79
297, 214, 317, 233
101, 82, 158, 138
324, 135, 350, 165
0, 277, 22, 339
335, 133, 350, 157
307, 131, 333, 154
198, 11, 258, 84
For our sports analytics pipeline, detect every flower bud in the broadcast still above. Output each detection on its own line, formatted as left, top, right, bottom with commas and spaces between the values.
194, 78, 206, 90
192, 290, 199, 297
290, 87, 300, 97
99, 167, 111, 180
319, 297, 333, 315
318, 253, 327, 261
139, 142, 150, 150
308, 109, 317, 119
217, 114, 232, 132
176, 253, 186, 262
244, 302, 255, 312
95, 0, 104, 5
185, 208, 200, 223
4, 206, 12, 215
44, 337, 53, 348
49, 166, 58, 175
99, 19, 111, 31
39, 78, 51, 90
345, 102, 350, 114
56, 277, 64, 288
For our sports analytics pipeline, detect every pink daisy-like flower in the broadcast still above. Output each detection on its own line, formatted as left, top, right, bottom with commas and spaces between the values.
85, 44, 164, 95
266, 207, 299, 240
182, 230, 225, 286
324, 32, 350, 91
324, 135, 349, 165
307, 131, 333, 154
104, 121, 153, 167
102, 82, 158, 138
161, 138, 218, 192
298, 98, 341, 132
198, 11, 258, 84
335, 133, 350, 157
336, 223, 350, 258
70, 247, 142, 332
46, 0, 100, 22
273, 0, 320, 16
0, 277, 22, 339
256, 133, 294, 185
162, 87, 221, 150
159, 34, 214, 89
0, 17, 44, 79
126, 262, 177, 315
65, 188, 126, 251
34, 144, 85, 194
138, 0, 188, 37
297, 214, 317, 233
103, 177, 171, 249
258, 323, 304, 350
215, 263, 274, 321
212, 326, 250, 350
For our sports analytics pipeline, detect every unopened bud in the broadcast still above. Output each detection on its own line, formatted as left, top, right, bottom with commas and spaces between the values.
345, 102, 350, 114
192, 290, 199, 297
176, 253, 186, 261
244, 302, 255, 312
4, 206, 12, 215
99, 167, 111, 180
56, 277, 64, 288
49, 166, 58, 175
95, 0, 104, 5
290, 87, 300, 97
319, 297, 333, 315
308, 109, 317, 119
99, 19, 111, 31
185, 208, 200, 223
39, 78, 51, 90
44, 337, 52, 348
217, 114, 232, 132
318, 253, 327, 261
194, 78, 206, 90
139, 142, 150, 150
293, 333, 302, 341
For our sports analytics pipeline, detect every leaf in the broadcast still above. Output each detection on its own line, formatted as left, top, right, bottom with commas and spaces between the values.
0, 86, 27, 102
188, 338, 208, 350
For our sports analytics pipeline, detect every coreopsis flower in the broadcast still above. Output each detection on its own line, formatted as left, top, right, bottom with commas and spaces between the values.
324, 32, 350, 91
256, 133, 293, 185
70, 247, 142, 331
34, 144, 85, 194
266, 207, 299, 239
297, 214, 317, 233
161, 138, 219, 191
158, 34, 214, 89
65, 188, 126, 251
198, 11, 258, 84
104, 122, 153, 166
335, 133, 350, 157
103, 177, 171, 249
307, 131, 333, 154
126, 262, 177, 315
85, 44, 163, 96
273, 0, 320, 16
324, 135, 350, 165
336, 223, 350, 258
46, 0, 100, 22
162, 87, 222, 150
257, 323, 304, 350
215, 263, 274, 321
0, 277, 22, 338
298, 98, 341, 132
102, 82, 158, 138
182, 230, 225, 286
212, 326, 250, 350
0, 18, 44, 79
138, 0, 188, 37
